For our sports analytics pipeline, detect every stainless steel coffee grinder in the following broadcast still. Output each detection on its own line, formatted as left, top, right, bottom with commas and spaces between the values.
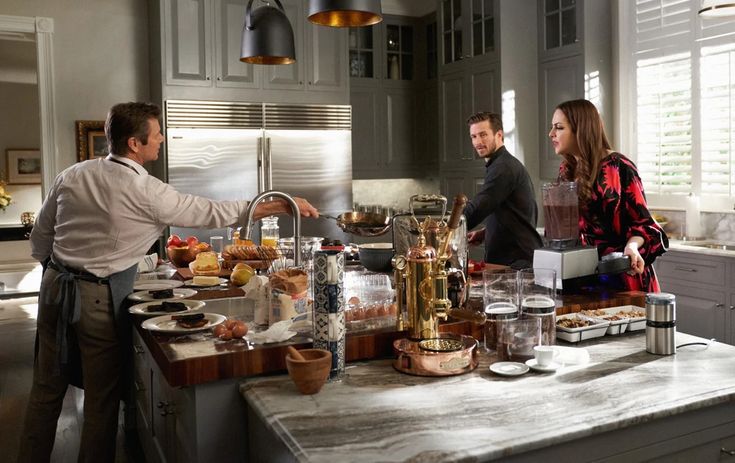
645, 293, 676, 355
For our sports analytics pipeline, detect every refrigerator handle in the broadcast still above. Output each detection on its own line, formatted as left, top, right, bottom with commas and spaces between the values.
257, 137, 265, 193
265, 137, 273, 191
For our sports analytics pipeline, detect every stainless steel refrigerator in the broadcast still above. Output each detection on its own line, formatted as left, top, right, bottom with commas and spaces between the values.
165, 100, 352, 244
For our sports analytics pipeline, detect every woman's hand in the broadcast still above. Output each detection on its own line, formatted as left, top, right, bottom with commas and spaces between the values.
624, 239, 645, 275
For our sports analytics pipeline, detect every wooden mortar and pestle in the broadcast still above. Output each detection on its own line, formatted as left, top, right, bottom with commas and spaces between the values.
285, 346, 332, 395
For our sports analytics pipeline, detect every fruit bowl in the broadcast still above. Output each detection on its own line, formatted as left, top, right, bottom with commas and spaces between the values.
167, 246, 197, 268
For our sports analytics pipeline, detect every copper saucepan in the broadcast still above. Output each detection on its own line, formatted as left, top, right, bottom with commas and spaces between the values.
322, 212, 391, 237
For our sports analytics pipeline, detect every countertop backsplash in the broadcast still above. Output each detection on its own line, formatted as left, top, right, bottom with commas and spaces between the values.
352, 178, 440, 211
651, 208, 735, 242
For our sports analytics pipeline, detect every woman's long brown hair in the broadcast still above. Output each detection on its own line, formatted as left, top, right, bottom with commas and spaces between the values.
556, 99, 612, 207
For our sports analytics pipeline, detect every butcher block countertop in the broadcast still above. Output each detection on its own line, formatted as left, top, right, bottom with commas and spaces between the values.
134, 278, 645, 388
241, 332, 735, 462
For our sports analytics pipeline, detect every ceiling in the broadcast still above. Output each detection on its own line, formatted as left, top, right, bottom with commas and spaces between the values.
382, 0, 436, 17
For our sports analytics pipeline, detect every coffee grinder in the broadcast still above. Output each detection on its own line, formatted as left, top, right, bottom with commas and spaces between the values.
392, 195, 486, 376
533, 182, 599, 291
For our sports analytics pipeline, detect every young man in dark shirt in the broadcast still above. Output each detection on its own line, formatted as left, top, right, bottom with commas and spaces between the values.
464, 112, 543, 268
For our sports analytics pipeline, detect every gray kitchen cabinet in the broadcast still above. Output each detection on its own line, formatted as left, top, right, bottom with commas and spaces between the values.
131, 329, 248, 463
439, 0, 498, 71
538, 54, 584, 177
655, 250, 730, 345
538, 0, 582, 61
438, 59, 499, 172
152, 0, 348, 104
350, 15, 425, 179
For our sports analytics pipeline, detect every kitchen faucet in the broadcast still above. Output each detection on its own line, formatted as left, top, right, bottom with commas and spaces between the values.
241, 190, 302, 267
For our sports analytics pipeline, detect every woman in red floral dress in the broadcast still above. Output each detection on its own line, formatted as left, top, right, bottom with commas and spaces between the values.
549, 99, 668, 292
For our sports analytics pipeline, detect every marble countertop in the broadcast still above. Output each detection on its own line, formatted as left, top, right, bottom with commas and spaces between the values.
241, 333, 735, 462
668, 239, 735, 257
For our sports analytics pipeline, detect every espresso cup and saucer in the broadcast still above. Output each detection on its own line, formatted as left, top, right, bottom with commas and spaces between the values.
525, 346, 561, 373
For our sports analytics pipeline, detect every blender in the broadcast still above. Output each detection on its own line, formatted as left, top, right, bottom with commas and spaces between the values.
533, 182, 599, 291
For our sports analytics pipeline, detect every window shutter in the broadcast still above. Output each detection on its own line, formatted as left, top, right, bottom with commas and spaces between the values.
700, 43, 735, 195
636, 52, 692, 194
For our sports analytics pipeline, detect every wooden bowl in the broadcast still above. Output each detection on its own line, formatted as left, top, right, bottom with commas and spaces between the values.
166, 246, 197, 268
285, 348, 332, 395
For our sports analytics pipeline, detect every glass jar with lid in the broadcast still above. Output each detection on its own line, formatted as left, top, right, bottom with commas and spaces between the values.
260, 216, 279, 247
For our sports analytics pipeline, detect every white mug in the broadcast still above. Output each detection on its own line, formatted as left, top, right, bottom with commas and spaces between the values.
533, 345, 557, 366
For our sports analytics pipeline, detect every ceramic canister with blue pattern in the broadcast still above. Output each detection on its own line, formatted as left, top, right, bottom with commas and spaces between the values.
312, 249, 345, 381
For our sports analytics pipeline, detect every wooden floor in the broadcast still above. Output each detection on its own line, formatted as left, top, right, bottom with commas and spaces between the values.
0, 296, 143, 462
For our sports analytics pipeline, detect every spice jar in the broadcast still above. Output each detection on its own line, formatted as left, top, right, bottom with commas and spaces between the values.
260, 216, 279, 247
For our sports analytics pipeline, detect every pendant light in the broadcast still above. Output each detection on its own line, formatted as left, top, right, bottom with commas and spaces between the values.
240, 0, 295, 65
699, 0, 735, 17
307, 0, 383, 27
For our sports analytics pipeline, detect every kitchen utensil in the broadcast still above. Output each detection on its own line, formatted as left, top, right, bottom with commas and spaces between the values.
285, 348, 332, 395
393, 334, 478, 376
322, 211, 391, 237
646, 292, 676, 355
287, 345, 305, 361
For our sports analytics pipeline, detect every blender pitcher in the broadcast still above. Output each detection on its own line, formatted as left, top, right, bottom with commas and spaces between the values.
542, 182, 579, 249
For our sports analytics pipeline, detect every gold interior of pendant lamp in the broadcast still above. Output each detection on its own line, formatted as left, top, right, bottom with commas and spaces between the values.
241, 55, 295, 65
308, 10, 383, 27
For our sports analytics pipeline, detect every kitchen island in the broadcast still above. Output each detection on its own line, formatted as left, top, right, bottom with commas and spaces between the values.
130, 284, 646, 463
241, 332, 735, 462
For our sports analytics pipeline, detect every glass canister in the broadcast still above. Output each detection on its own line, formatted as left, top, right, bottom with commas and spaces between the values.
519, 268, 557, 345
260, 216, 279, 247
483, 303, 519, 353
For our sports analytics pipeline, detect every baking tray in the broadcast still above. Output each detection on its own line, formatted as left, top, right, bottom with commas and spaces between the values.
556, 314, 610, 343
581, 306, 647, 333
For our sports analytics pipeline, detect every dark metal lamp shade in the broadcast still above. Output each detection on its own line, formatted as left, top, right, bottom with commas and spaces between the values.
307, 0, 383, 27
240, 0, 295, 65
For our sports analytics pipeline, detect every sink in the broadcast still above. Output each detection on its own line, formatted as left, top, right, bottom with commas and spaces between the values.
201, 296, 254, 319
687, 243, 735, 251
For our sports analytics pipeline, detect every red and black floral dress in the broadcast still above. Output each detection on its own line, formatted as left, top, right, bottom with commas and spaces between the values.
560, 153, 668, 292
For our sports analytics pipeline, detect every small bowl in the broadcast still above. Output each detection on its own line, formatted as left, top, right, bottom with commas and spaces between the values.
358, 243, 394, 272
285, 348, 332, 395
167, 246, 197, 268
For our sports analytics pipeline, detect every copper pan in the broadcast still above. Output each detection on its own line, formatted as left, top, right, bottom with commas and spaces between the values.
322, 212, 391, 237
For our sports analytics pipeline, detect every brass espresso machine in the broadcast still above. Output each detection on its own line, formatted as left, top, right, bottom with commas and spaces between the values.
392, 194, 486, 376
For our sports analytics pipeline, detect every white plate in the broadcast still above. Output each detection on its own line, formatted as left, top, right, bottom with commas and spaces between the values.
489, 361, 530, 377
184, 278, 228, 287
128, 288, 197, 302
128, 299, 205, 316
525, 359, 561, 373
141, 312, 225, 334
133, 279, 184, 291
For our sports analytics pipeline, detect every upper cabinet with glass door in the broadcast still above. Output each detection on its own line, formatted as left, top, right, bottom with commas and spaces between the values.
349, 26, 377, 82
440, 0, 497, 71
539, 0, 582, 60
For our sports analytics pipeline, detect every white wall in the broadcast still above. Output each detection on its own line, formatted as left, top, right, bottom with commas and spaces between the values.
0, 82, 42, 224
2, 0, 151, 174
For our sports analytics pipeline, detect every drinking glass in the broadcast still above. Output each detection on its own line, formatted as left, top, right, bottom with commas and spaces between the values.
210, 235, 224, 258
519, 268, 557, 345
496, 318, 542, 363
483, 269, 519, 353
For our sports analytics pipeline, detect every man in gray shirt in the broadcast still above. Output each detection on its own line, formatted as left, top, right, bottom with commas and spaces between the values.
464, 112, 543, 268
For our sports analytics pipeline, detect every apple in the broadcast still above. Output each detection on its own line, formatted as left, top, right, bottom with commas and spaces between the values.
186, 236, 199, 247
167, 234, 183, 248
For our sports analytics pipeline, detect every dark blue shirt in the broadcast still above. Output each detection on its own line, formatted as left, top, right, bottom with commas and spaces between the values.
463, 145, 543, 268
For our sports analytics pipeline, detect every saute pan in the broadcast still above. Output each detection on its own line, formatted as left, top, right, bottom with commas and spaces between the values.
322, 212, 391, 237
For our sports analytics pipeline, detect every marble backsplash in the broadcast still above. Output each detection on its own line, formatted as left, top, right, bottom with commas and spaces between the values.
650, 209, 735, 242
352, 178, 441, 211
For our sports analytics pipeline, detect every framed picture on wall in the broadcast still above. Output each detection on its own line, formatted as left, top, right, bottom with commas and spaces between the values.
6, 149, 42, 185
75, 120, 107, 162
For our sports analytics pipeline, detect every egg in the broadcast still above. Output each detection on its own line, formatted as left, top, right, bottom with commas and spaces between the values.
352, 307, 365, 320
348, 296, 360, 306
388, 303, 398, 316
213, 324, 228, 337
219, 329, 233, 340
224, 319, 238, 330
232, 322, 248, 338
377, 304, 390, 317
345, 309, 354, 322
365, 306, 378, 319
